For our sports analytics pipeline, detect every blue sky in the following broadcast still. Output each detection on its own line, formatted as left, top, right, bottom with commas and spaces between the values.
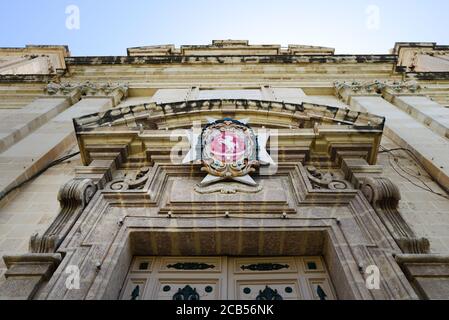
1, 0, 448, 56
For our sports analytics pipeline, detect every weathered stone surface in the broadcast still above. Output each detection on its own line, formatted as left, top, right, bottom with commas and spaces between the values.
0, 40, 448, 301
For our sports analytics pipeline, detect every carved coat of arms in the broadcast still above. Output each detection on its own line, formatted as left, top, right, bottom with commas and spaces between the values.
183, 118, 275, 187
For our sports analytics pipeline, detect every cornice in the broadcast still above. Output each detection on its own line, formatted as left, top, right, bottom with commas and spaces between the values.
0, 74, 56, 83
73, 98, 385, 133
407, 72, 449, 81
65, 54, 397, 66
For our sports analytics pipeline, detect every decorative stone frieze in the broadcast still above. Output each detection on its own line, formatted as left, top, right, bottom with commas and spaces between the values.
46, 81, 129, 106
335, 80, 422, 103
45, 81, 82, 104
383, 80, 421, 94
105, 167, 152, 192
30, 178, 97, 253
381, 81, 423, 102
361, 177, 430, 254
334, 80, 384, 103
194, 182, 263, 194
305, 166, 352, 190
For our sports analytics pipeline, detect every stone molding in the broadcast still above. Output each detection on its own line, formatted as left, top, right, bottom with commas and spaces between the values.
73, 98, 385, 132
0, 253, 62, 300
194, 182, 263, 194
3, 254, 62, 272
361, 177, 430, 254
395, 254, 449, 300
30, 178, 97, 253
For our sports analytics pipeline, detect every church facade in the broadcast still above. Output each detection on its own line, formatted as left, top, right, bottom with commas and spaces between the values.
0, 40, 449, 300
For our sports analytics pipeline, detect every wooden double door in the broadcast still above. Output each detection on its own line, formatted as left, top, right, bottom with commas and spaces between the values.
120, 256, 336, 300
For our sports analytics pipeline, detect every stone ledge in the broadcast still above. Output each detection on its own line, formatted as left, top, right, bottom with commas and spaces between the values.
396, 254, 449, 300
0, 254, 61, 300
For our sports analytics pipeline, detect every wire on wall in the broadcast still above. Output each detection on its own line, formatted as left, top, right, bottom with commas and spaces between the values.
379, 146, 449, 200
0, 151, 81, 203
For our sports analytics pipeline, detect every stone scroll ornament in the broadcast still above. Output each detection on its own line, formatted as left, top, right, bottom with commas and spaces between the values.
30, 178, 97, 253
182, 118, 275, 187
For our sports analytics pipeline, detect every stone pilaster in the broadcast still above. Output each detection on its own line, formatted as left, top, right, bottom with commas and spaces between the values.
334, 80, 449, 193
0, 82, 128, 200
381, 82, 449, 139
0, 100, 74, 154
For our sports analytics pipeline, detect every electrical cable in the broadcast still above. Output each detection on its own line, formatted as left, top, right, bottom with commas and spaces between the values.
381, 146, 434, 191
380, 146, 449, 200
0, 151, 81, 202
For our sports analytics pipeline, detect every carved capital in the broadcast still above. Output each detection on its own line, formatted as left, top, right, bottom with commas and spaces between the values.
334, 80, 423, 104
80, 81, 129, 100
381, 80, 423, 102
334, 80, 384, 103
30, 178, 97, 253
46, 81, 128, 106
45, 82, 82, 104
384, 80, 421, 94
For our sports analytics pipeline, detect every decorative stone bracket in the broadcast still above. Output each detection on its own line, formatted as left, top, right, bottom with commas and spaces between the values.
361, 177, 430, 254
30, 178, 97, 253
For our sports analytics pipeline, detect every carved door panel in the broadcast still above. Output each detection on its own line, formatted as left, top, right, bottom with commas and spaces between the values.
229, 257, 302, 300
121, 256, 336, 300
121, 257, 227, 300
120, 257, 156, 300
227, 257, 336, 300
153, 280, 220, 300
149, 256, 226, 300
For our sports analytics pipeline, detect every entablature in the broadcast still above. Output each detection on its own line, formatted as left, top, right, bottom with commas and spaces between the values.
73, 98, 385, 168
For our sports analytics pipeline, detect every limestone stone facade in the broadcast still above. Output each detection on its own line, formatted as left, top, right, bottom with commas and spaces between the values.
0, 40, 448, 300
